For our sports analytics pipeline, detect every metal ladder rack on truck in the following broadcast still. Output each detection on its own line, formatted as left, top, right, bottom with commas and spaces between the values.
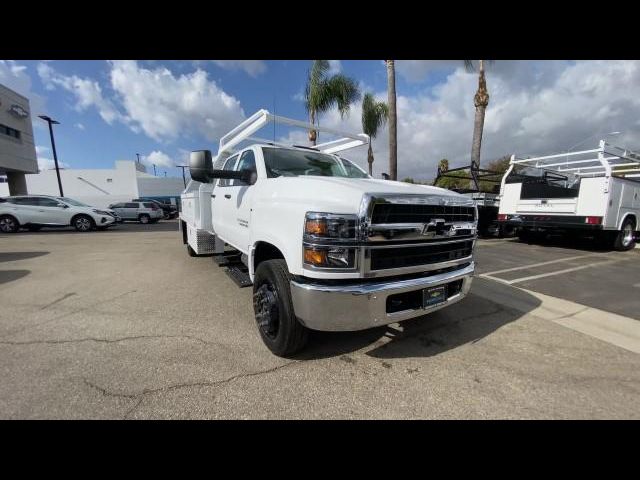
179, 109, 477, 356
496, 140, 640, 251
433, 164, 513, 237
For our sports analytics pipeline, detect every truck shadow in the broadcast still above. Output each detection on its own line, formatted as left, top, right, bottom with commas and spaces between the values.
0, 270, 31, 285
516, 234, 618, 252
0, 251, 49, 263
297, 280, 542, 360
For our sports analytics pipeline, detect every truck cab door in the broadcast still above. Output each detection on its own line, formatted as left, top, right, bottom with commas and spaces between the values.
225, 149, 257, 253
212, 154, 240, 244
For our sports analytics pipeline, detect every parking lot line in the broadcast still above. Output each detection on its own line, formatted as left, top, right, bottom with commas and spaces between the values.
479, 253, 603, 278
497, 259, 619, 285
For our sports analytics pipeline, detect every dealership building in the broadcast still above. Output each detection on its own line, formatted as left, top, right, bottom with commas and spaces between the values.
0, 159, 186, 208
0, 83, 38, 195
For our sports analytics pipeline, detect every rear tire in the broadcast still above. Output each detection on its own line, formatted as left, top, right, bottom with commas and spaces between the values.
73, 215, 95, 232
253, 259, 308, 357
613, 218, 636, 251
0, 215, 19, 233
139, 214, 150, 224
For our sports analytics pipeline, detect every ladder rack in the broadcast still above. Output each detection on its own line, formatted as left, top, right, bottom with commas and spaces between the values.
216, 109, 368, 162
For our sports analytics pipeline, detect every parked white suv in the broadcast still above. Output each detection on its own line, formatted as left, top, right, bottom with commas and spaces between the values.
0, 195, 117, 233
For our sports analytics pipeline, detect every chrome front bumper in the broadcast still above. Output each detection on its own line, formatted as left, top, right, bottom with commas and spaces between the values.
290, 263, 474, 332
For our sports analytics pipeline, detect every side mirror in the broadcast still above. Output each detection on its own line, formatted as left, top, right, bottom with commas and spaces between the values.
189, 150, 214, 183
57, 203, 68, 208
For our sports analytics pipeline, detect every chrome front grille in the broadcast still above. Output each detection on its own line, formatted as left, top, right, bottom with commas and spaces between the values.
370, 203, 475, 224
357, 193, 477, 277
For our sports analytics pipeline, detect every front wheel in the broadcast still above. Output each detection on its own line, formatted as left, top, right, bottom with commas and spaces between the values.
0, 215, 20, 233
252, 259, 308, 357
613, 218, 636, 251
139, 214, 150, 224
73, 215, 95, 232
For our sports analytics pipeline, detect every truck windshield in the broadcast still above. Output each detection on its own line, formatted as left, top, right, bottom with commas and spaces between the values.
262, 147, 369, 179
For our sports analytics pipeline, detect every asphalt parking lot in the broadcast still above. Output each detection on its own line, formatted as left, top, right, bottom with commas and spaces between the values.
1, 222, 639, 419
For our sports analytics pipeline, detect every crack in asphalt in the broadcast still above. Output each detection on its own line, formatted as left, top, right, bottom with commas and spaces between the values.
40, 292, 76, 310
0, 334, 226, 348
82, 361, 300, 419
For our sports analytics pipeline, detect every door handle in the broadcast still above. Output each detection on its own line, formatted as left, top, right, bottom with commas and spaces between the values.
224, 194, 231, 199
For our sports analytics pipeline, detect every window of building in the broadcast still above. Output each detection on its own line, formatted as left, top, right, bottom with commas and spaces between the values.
106, 178, 113, 183
0, 123, 21, 140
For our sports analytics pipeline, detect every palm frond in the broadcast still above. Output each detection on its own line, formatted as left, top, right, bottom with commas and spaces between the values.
361, 92, 388, 139
464, 60, 475, 73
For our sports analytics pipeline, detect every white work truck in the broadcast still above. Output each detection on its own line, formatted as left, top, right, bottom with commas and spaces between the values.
180, 110, 477, 356
497, 140, 640, 250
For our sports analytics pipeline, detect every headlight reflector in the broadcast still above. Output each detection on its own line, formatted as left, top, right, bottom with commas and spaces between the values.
303, 246, 356, 269
304, 212, 357, 241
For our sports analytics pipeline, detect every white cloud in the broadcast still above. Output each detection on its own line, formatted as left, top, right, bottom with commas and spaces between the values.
37, 63, 123, 124
211, 60, 267, 77
328, 60, 342, 75
0, 60, 46, 116
395, 60, 460, 83
75, 122, 85, 130
109, 60, 245, 142
315, 61, 640, 180
143, 150, 175, 168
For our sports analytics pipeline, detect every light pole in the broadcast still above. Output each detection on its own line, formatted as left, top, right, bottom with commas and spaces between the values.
38, 115, 64, 197
153, 164, 157, 176
176, 165, 188, 188
136, 153, 142, 164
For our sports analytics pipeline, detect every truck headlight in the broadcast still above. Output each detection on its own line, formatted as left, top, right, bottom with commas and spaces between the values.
304, 246, 356, 268
304, 212, 357, 241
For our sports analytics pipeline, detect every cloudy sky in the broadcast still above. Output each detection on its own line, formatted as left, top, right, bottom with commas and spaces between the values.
1, 60, 639, 180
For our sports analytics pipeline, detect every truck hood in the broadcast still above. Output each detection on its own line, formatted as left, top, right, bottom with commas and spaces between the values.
260, 176, 472, 214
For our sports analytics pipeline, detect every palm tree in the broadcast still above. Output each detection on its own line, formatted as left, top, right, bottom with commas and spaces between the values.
304, 60, 360, 145
386, 60, 398, 180
465, 60, 492, 188
361, 93, 389, 175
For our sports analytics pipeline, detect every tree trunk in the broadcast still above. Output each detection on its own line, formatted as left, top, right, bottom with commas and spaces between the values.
367, 143, 374, 175
386, 60, 398, 181
470, 60, 489, 190
308, 110, 317, 145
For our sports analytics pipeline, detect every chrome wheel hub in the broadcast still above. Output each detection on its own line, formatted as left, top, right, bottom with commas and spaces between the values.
0, 218, 15, 232
622, 224, 634, 247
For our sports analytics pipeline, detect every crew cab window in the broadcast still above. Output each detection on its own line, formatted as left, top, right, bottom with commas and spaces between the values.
11, 197, 40, 206
37, 198, 61, 207
218, 154, 239, 187
125, 203, 139, 208
262, 147, 361, 178
234, 150, 257, 186
111, 203, 124, 208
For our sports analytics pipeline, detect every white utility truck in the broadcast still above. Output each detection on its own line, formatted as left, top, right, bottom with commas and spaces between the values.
180, 110, 477, 356
497, 140, 640, 250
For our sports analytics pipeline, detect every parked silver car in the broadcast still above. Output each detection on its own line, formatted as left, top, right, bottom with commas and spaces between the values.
108, 201, 164, 224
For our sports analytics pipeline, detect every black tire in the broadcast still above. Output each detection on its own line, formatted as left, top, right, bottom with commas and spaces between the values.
252, 259, 308, 357
518, 228, 533, 243
187, 245, 198, 257
72, 214, 95, 232
163, 211, 170, 220
139, 214, 150, 224
613, 218, 636, 251
0, 215, 20, 233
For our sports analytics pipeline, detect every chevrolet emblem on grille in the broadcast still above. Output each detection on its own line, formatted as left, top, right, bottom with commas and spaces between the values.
421, 218, 455, 237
